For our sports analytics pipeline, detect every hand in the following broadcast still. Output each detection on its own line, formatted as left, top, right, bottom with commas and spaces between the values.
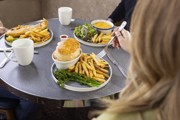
112, 27, 132, 53
0, 27, 8, 35
0, 21, 8, 35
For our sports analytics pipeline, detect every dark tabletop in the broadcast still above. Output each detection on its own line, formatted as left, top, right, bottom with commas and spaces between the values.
0, 18, 130, 102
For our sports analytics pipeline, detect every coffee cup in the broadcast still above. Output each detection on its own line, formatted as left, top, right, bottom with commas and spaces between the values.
58, 7, 72, 25
3, 38, 34, 66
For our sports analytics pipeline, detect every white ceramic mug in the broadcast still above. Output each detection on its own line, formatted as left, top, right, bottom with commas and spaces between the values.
58, 7, 72, 25
3, 38, 34, 66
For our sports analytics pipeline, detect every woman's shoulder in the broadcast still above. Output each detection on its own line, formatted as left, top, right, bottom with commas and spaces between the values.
93, 108, 159, 120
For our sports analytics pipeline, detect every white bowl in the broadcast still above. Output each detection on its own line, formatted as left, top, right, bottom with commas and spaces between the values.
91, 19, 114, 34
52, 49, 82, 69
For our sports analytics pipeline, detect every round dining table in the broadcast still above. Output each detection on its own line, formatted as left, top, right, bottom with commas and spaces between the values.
0, 18, 130, 106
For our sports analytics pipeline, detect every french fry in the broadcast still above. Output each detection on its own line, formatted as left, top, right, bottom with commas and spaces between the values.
89, 60, 97, 76
92, 32, 112, 44
39, 28, 49, 35
79, 62, 83, 74
86, 56, 92, 61
80, 55, 84, 61
89, 70, 93, 78
92, 34, 98, 43
75, 62, 79, 73
83, 61, 94, 71
93, 77, 106, 83
25, 31, 32, 36
96, 70, 109, 78
30, 34, 41, 42
100, 60, 108, 64
101, 35, 112, 41
95, 73, 105, 79
94, 65, 108, 73
20, 34, 28, 38
68, 53, 109, 84
97, 33, 103, 43
32, 31, 44, 37
82, 62, 89, 77
69, 65, 75, 70
84, 56, 88, 63
80, 53, 86, 61
82, 69, 85, 74
98, 60, 108, 68
90, 53, 101, 66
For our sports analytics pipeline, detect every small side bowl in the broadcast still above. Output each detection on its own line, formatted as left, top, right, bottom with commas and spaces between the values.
91, 19, 114, 34
52, 49, 82, 69
59, 34, 68, 42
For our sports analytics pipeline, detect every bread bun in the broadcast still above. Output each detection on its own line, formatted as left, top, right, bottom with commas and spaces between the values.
53, 38, 81, 61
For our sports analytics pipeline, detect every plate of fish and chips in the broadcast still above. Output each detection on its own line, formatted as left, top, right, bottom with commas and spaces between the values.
3, 18, 53, 48
73, 23, 113, 47
51, 52, 112, 92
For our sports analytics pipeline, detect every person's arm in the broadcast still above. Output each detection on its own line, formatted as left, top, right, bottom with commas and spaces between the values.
108, 0, 125, 23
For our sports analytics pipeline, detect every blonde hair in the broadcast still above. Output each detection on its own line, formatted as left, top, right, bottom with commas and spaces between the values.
100, 0, 180, 120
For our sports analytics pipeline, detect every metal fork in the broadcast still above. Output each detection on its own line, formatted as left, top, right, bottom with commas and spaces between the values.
0, 51, 13, 68
96, 21, 127, 58
0, 33, 5, 39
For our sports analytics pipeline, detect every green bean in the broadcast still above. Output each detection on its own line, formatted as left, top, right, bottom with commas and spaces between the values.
54, 69, 102, 88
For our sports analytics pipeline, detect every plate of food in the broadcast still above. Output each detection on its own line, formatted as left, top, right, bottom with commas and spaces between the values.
3, 18, 53, 48
73, 23, 112, 47
51, 52, 112, 92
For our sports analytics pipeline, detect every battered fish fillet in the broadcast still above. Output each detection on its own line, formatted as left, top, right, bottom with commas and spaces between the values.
5, 18, 48, 37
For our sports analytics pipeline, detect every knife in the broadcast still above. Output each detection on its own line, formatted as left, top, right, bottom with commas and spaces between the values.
0, 49, 39, 54
106, 50, 127, 78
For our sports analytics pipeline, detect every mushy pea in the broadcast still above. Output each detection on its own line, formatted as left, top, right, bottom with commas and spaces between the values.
93, 22, 112, 29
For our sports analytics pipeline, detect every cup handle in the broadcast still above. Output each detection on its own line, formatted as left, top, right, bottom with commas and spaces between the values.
3, 48, 17, 62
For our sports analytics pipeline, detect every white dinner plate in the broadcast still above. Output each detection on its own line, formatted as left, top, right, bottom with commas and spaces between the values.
51, 59, 112, 92
4, 29, 53, 48
74, 33, 107, 47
